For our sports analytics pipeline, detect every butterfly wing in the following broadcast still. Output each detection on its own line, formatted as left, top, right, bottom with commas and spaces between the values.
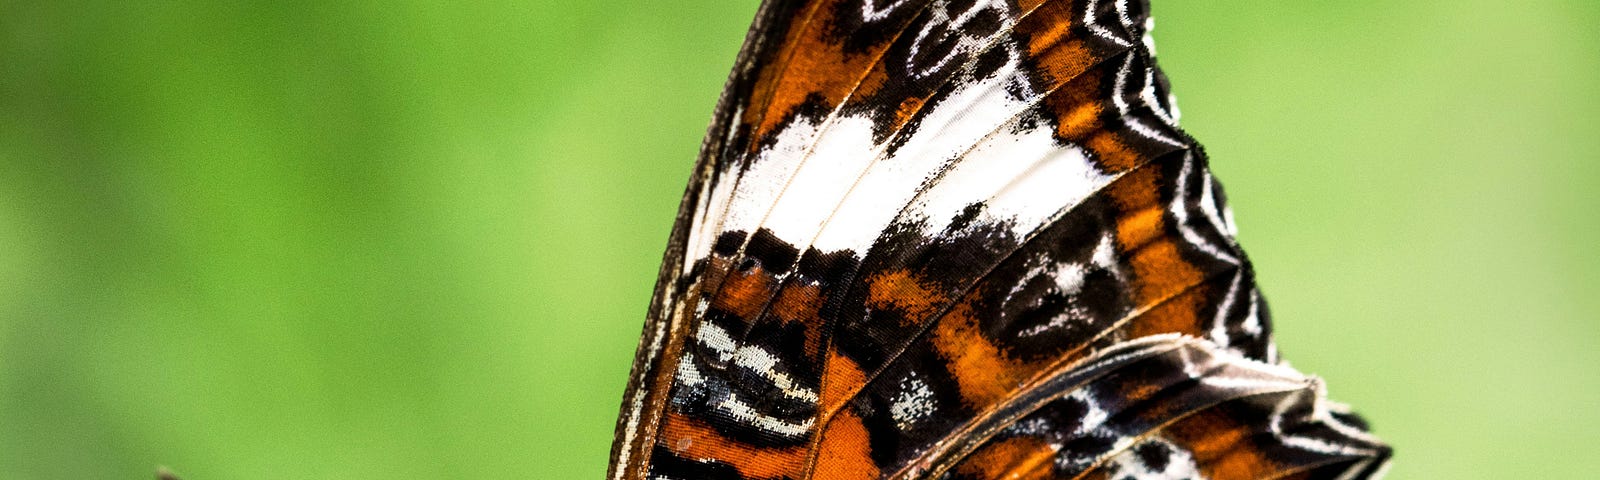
608, 1, 1390, 479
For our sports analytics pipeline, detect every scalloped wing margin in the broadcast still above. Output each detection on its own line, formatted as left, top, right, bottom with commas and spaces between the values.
608, 1, 1388, 479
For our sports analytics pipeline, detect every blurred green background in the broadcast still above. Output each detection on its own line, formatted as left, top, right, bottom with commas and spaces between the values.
1, 0, 1595, 478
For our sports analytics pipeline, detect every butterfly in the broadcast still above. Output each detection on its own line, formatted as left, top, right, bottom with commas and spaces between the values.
607, 0, 1390, 478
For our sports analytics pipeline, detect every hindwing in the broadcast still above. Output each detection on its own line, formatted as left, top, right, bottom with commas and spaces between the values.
608, 1, 1390, 479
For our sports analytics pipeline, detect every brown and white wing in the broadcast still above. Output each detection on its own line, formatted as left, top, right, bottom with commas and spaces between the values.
608, 1, 1390, 479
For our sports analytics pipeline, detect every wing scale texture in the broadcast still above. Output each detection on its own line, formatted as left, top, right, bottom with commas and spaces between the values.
608, 1, 1390, 479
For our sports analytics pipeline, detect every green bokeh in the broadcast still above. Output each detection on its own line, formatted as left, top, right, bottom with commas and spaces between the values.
1, 1, 1595, 478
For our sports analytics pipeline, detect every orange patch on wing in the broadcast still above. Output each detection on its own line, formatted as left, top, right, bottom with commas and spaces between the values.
1116, 208, 1166, 249
1020, 2, 1075, 52
712, 263, 779, 320
1122, 277, 1208, 339
811, 410, 881, 480
1127, 240, 1204, 299
1162, 410, 1281, 480
951, 436, 1059, 480
929, 301, 1035, 407
1056, 101, 1104, 140
772, 282, 828, 356
820, 345, 867, 410
1085, 130, 1144, 171
851, 57, 940, 128
1039, 66, 1153, 178
1025, 50, 1162, 175
743, 0, 906, 143
1018, 2, 1097, 84
1097, 166, 1209, 338
658, 412, 808, 480
772, 281, 823, 323
1105, 168, 1205, 301
866, 269, 946, 323
1106, 170, 1157, 226
1041, 65, 1108, 138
